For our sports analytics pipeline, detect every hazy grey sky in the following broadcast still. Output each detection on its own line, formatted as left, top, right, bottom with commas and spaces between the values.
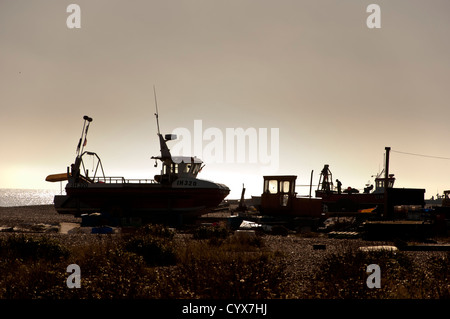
2, 0, 450, 198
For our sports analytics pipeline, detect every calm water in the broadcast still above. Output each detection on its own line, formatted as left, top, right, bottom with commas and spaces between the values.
0, 189, 63, 207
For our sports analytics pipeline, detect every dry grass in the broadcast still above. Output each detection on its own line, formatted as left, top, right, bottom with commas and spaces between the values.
0, 205, 448, 299
0, 227, 448, 299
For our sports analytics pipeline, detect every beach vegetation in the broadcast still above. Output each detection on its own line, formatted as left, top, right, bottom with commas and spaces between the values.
0, 228, 448, 299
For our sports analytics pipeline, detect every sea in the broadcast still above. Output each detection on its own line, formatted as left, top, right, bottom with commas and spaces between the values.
0, 188, 62, 207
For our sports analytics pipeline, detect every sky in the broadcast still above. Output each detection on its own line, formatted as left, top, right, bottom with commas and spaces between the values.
1, 0, 450, 199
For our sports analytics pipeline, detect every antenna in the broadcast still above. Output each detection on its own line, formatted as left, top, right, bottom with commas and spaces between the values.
150, 85, 172, 160
153, 85, 161, 135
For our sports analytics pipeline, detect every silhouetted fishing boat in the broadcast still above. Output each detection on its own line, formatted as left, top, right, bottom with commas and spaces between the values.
315, 149, 425, 215
46, 108, 230, 225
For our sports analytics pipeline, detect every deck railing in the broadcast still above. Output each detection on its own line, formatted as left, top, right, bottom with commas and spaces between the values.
92, 177, 157, 184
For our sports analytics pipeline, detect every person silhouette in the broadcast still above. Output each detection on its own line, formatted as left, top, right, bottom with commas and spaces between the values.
336, 179, 342, 194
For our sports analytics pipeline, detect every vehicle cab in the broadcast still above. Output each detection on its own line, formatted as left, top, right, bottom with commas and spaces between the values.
260, 175, 322, 217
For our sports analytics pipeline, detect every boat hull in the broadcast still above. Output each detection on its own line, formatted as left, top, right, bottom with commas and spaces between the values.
316, 191, 383, 213
56, 181, 230, 222
316, 188, 425, 214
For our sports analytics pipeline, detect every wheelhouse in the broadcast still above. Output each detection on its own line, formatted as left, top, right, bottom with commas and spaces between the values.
156, 156, 204, 183
373, 174, 395, 194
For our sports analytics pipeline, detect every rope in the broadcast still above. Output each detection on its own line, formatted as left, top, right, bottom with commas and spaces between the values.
391, 150, 450, 161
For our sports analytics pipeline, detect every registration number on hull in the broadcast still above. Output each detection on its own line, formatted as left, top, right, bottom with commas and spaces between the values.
175, 179, 198, 187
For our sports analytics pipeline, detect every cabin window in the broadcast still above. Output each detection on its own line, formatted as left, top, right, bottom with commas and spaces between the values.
268, 180, 278, 194
376, 179, 394, 189
280, 181, 290, 193
192, 164, 200, 175
376, 180, 383, 189
178, 163, 189, 174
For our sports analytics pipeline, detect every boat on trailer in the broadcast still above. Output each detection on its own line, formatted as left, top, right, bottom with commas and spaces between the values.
46, 113, 230, 225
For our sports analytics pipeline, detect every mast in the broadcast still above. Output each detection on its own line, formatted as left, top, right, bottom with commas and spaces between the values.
76, 115, 92, 157
153, 85, 161, 135
151, 86, 172, 160
72, 115, 93, 181
383, 146, 391, 218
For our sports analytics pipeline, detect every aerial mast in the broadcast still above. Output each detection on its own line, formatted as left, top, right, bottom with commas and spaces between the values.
153, 85, 161, 135
151, 85, 172, 160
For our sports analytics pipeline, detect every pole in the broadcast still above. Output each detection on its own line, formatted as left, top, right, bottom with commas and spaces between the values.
80, 116, 92, 155
76, 118, 87, 156
309, 170, 314, 198
153, 85, 161, 135
383, 146, 391, 218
